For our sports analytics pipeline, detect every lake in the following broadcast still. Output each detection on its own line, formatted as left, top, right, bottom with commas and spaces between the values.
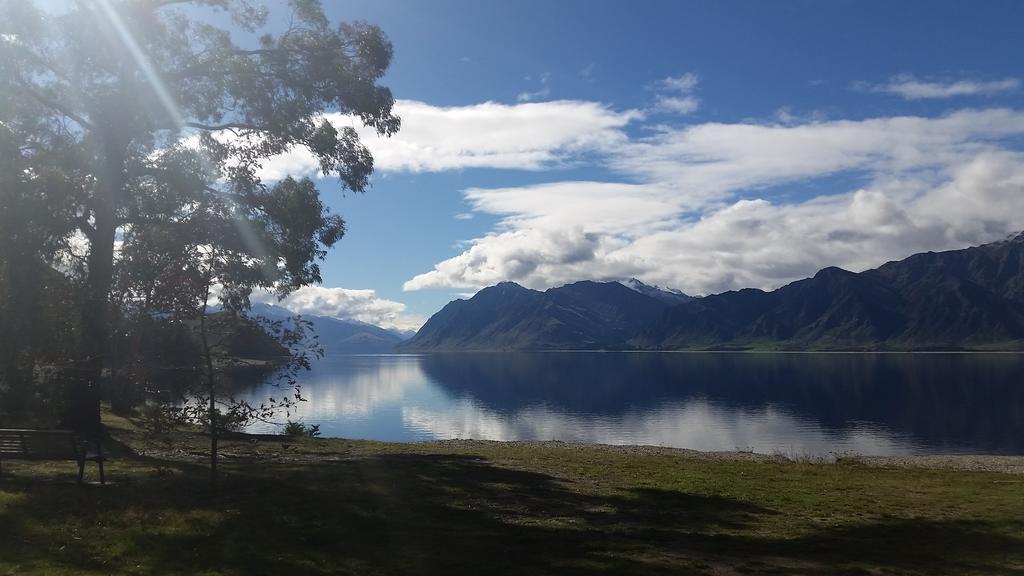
239, 352, 1024, 456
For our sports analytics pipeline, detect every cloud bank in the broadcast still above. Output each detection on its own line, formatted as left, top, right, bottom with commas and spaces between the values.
240, 90, 1024, 301
403, 108, 1024, 295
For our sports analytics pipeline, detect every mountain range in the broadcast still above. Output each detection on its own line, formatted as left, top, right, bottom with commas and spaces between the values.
246, 303, 412, 354
402, 279, 686, 350
400, 233, 1024, 351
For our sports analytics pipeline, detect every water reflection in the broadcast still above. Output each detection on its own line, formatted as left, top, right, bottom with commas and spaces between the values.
293, 356, 427, 418
400, 401, 915, 455
240, 353, 1024, 455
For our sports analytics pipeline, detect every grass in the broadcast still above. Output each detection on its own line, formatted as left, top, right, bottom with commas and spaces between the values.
0, 413, 1022, 575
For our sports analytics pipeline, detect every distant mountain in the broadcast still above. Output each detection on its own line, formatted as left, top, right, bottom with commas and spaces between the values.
636, 268, 907, 350
206, 312, 289, 359
620, 278, 694, 305
246, 303, 406, 354
245, 302, 294, 320
637, 233, 1024, 350
387, 328, 418, 341
400, 280, 670, 350
405, 233, 1024, 352
308, 316, 407, 354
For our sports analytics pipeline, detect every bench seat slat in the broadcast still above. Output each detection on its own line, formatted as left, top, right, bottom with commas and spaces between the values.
0, 429, 106, 484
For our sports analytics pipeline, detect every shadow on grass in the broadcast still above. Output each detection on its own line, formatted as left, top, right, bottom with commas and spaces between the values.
1, 452, 1022, 575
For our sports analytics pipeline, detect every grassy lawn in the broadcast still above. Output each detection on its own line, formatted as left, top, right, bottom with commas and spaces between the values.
1, 415, 1022, 575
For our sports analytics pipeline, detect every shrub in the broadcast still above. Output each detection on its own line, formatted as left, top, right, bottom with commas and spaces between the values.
283, 420, 321, 438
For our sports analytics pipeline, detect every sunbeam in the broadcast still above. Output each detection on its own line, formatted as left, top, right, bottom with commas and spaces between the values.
95, 0, 183, 129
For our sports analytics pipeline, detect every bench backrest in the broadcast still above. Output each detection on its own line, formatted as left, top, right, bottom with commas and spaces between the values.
0, 429, 82, 460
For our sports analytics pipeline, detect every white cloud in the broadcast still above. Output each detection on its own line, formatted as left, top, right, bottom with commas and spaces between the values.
464, 181, 680, 234
206, 86, 1024, 302
654, 95, 700, 115
404, 180, 683, 290
363, 99, 641, 172
252, 285, 424, 331
256, 99, 641, 178
657, 73, 699, 93
404, 226, 641, 291
404, 109, 1024, 296
869, 75, 1020, 99
516, 71, 552, 102
651, 73, 700, 115
615, 108, 1024, 205
453, 212, 475, 220
516, 87, 551, 102
617, 153, 1024, 294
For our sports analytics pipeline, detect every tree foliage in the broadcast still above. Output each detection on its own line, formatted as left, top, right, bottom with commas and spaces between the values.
0, 0, 399, 431
0, 106, 82, 424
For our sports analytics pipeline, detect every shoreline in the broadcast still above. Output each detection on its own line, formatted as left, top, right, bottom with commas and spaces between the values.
204, 430, 1024, 475
415, 439, 1024, 474
387, 349, 1024, 355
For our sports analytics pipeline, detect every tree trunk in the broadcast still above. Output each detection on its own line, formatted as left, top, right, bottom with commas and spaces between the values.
199, 275, 219, 489
206, 354, 218, 489
209, 396, 219, 489
72, 209, 115, 434
67, 139, 122, 436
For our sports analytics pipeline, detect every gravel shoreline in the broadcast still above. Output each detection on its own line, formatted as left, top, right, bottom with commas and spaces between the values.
148, 432, 1024, 475
420, 439, 1024, 474
851, 454, 1024, 475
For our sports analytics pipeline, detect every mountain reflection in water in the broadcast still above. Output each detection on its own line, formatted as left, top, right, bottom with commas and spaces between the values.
239, 352, 1024, 456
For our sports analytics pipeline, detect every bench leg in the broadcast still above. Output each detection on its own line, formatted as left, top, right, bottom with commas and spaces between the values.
98, 460, 105, 485
77, 459, 85, 485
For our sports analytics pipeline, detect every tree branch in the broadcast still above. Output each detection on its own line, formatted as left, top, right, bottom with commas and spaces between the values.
183, 121, 262, 132
15, 78, 94, 131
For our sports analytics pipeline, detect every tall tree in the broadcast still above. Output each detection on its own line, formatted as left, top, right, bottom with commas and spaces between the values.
115, 179, 324, 486
0, 101, 84, 424
0, 0, 399, 432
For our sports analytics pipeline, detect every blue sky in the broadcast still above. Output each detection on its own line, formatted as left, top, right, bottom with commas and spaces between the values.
240, 0, 1024, 330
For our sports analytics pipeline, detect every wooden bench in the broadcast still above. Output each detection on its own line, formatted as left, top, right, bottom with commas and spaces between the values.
0, 429, 106, 484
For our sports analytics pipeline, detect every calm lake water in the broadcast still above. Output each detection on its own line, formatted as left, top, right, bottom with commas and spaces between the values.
239, 352, 1024, 456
